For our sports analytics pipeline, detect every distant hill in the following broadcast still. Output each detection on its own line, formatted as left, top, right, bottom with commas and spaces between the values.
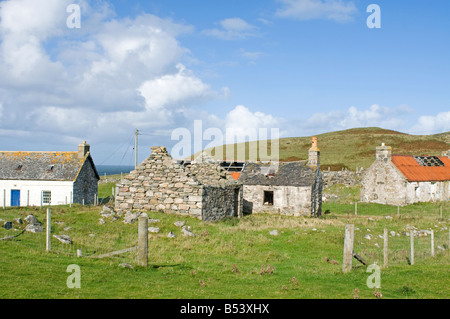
191, 127, 450, 171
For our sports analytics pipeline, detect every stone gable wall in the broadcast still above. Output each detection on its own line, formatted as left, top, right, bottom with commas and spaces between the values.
115, 147, 242, 221
73, 156, 98, 205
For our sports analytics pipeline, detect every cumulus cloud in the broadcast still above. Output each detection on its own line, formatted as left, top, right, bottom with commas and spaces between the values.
0, 0, 221, 151
225, 105, 283, 143
203, 17, 259, 40
276, 0, 358, 22
139, 64, 215, 111
410, 111, 450, 135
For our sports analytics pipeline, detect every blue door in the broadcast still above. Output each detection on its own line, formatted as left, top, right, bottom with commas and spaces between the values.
11, 190, 20, 207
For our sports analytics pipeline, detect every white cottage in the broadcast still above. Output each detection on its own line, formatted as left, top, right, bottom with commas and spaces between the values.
360, 143, 450, 205
0, 141, 99, 207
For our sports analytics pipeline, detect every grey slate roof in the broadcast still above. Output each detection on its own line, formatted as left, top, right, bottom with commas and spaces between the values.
0, 151, 99, 181
238, 161, 317, 187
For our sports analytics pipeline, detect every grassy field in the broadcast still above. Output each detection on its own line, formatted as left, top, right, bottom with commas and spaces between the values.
194, 127, 450, 171
1, 182, 449, 299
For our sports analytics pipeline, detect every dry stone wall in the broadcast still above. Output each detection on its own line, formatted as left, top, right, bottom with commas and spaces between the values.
115, 147, 242, 221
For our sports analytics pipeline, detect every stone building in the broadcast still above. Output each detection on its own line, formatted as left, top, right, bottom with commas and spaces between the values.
360, 143, 450, 205
238, 137, 323, 217
114, 146, 243, 222
0, 141, 99, 207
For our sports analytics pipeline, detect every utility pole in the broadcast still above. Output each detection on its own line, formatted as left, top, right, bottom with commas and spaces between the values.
135, 128, 139, 169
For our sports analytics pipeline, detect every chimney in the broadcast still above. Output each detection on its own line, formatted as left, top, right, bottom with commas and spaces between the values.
78, 141, 90, 159
151, 146, 168, 155
308, 136, 320, 167
376, 143, 391, 162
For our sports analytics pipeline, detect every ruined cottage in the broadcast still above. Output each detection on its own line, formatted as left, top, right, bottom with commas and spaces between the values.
114, 146, 243, 222
0, 141, 99, 207
360, 143, 450, 205
238, 137, 323, 217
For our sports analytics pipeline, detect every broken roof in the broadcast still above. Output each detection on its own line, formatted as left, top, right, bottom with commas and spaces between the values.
0, 151, 99, 181
238, 161, 317, 187
391, 155, 450, 182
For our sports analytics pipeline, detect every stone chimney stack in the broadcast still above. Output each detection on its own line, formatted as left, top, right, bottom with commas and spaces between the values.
308, 136, 320, 167
151, 146, 168, 155
78, 141, 90, 159
376, 143, 392, 162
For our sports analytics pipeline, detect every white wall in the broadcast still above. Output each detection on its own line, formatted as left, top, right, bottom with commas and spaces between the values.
243, 185, 311, 216
0, 180, 74, 207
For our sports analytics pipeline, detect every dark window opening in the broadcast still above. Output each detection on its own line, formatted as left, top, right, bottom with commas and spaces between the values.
414, 156, 444, 167
264, 191, 274, 206
15, 165, 23, 171
48, 165, 55, 172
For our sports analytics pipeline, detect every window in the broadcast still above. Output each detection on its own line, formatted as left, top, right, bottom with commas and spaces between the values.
42, 191, 51, 204
414, 156, 444, 167
263, 191, 274, 206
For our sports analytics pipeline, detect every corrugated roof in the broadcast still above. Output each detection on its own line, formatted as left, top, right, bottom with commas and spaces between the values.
0, 151, 98, 181
391, 155, 450, 182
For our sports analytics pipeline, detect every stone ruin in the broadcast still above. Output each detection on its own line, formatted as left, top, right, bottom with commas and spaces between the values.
115, 146, 243, 222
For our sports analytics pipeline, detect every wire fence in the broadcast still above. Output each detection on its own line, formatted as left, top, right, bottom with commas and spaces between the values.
353, 225, 449, 267
0, 206, 139, 264
324, 201, 450, 219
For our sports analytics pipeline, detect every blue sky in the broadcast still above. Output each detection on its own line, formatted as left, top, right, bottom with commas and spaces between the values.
0, 0, 449, 165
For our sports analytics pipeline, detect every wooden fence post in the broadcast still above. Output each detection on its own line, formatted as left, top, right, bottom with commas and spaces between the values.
3, 189, 5, 209
46, 208, 51, 252
431, 230, 435, 257
343, 224, 354, 273
70, 191, 72, 208
440, 206, 443, 219
355, 202, 358, 216
410, 231, 415, 265
138, 213, 148, 267
397, 205, 400, 218
383, 228, 388, 267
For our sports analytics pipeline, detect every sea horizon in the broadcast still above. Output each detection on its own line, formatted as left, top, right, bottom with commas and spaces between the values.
96, 165, 134, 176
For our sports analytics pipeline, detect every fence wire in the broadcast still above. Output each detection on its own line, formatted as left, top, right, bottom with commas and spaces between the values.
0, 206, 139, 264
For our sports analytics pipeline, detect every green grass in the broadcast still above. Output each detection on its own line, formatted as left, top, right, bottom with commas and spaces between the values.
1, 199, 449, 299
193, 127, 450, 171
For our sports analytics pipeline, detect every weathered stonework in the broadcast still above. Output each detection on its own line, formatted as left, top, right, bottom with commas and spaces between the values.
73, 156, 99, 205
239, 136, 323, 217
322, 169, 364, 188
115, 147, 242, 221
361, 143, 450, 205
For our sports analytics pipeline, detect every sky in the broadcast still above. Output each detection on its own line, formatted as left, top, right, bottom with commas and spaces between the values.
0, 0, 449, 165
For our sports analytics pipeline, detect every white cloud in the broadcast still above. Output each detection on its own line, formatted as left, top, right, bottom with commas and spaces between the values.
410, 111, 450, 135
303, 104, 413, 133
203, 18, 258, 40
225, 105, 283, 143
276, 0, 358, 22
239, 49, 264, 61
139, 64, 214, 111
0, 0, 222, 149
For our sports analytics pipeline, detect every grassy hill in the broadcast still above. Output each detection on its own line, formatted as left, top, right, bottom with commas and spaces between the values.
193, 127, 450, 171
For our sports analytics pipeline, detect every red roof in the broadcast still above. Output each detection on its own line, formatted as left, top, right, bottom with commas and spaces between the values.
391, 155, 450, 182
